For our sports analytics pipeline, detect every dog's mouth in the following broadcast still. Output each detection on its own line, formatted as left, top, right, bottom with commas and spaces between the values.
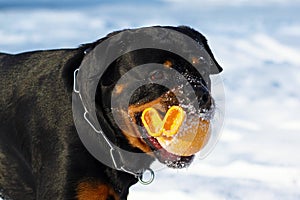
142, 128, 195, 169
127, 87, 214, 169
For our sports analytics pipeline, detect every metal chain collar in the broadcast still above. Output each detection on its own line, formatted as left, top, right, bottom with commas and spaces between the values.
73, 68, 154, 185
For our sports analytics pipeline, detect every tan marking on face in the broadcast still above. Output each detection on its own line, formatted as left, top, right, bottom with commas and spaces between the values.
163, 60, 173, 68
123, 96, 170, 154
192, 57, 199, 65
77, 180, 119, 200
114, 84, 125, 94
128, 97, 167, 116
121, 92, 179, 154
118, 109, 153, 154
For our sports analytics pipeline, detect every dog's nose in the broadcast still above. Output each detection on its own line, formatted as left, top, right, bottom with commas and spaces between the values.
200, 92, 212, 110
193, 85, 212, 110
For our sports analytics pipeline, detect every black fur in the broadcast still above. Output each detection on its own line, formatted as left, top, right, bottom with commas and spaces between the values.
0, 26, 222, 200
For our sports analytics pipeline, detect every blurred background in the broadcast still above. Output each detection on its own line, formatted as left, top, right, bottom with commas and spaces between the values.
1, 0, 300, 199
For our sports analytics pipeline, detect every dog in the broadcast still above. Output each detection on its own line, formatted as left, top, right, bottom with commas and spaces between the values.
0, 26, 222, 200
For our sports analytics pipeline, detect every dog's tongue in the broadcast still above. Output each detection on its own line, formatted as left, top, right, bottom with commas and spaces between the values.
141, 106, 210, 156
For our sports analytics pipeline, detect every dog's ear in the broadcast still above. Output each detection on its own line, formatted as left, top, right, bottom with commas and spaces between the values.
201, 39, 223, 75
63, 31, 130, 91
62, 35, 110, 92
170, 26, 223, 74
184, 26, 223, 74
62, 48, 86, 92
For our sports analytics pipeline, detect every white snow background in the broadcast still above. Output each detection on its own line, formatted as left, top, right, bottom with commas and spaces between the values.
1, 0, 300, 199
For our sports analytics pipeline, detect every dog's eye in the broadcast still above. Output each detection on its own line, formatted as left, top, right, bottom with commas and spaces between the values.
192, 57, 200, 65
191, 56, 207, 66
150, 70, 164, 80
163, 60, 173, 68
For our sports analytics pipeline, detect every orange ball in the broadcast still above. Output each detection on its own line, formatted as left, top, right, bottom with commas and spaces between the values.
157, 119, 210, 156
141, 106, 210, 156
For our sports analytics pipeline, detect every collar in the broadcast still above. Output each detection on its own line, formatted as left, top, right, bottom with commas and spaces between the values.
73, 67, 154, 185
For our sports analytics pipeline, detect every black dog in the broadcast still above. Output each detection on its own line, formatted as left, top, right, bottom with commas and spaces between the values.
0, 26, 222, 200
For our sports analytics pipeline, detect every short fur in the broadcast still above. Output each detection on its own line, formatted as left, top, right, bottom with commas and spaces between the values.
0, 26, 222, 200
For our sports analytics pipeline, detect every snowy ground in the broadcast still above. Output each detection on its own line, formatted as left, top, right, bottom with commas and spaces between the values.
1, 0, 300, 199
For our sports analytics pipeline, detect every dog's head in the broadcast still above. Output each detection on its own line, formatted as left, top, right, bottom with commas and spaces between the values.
91, 26, 223, 169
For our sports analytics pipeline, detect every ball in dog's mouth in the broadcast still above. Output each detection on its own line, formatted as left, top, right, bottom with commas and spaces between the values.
129, 89, 214, 169
140, 107, 211, 168
141, 105, 210, 156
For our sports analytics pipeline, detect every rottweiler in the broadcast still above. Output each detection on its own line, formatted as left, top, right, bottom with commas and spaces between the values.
0, 26, 223, 200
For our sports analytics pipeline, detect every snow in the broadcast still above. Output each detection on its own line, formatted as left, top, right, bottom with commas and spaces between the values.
1, 0, 300, 199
